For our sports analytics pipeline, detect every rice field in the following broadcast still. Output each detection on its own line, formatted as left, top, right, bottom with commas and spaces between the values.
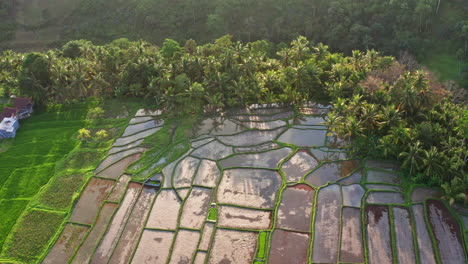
1, 102, 467, 263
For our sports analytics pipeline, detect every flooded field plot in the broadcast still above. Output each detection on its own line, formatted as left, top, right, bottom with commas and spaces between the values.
42, 107, 467, 264
220, 147, 292, 169
306, 160, 359, 187
281, 151, 318, 182
208, 229, 258, 264
269, 229, 310, 264
131, 230, 174, 264
277, 128, 327, 147
43, 223, 89, 264
276, 184, 314, 232
217, 168, 282, 209
218, 205, 272, 230
69, 177, 115, 224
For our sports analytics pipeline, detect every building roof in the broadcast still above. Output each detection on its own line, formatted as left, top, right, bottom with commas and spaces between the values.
0, 107, 18, 120
13, 97, 33, 110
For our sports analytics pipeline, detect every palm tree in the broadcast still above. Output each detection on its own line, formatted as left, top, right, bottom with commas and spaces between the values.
399, 140, 423, 176
420, 146, 445, 182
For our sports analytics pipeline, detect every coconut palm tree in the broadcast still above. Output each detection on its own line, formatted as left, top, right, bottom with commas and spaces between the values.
399, 140, 423, 176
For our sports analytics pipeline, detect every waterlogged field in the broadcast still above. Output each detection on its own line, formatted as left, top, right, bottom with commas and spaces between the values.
38, 104, 468, 264
1, 103, 467, 263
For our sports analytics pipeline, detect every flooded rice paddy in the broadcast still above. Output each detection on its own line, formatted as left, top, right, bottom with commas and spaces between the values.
46, 106, 467, 263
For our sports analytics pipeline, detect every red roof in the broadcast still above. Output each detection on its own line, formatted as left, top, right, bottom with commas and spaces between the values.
13, 97, 33, 110
0, 107, 18, 120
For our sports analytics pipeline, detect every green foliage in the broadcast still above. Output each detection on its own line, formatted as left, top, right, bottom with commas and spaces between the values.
35, 173, 87, 210
62, 40, 92, 59
326, 61, 467, 201
0, 164, 56, 199
207, 207, 217, 221
0, 200, 28, 250
77, 128, 91, 140
160, 39, 184, 59
87, 106, 105, 119
18, 53, 51, 104
1, 209, 64, 263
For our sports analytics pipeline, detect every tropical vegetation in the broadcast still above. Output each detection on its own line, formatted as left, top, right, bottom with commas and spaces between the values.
0, 36, 466, 202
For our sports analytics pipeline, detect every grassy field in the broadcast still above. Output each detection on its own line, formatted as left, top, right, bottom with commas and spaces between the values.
0, 98, 143, 263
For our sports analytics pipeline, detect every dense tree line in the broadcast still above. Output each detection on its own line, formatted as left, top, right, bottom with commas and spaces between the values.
0, 0, 15, 42
1, 0, 467, 85
0, 37, 466, 201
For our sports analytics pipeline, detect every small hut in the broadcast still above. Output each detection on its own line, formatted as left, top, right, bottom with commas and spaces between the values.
0, 107, 20, 139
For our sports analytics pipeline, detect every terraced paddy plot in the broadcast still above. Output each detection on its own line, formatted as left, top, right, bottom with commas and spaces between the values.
217, 127, 285, 146
411, 186, 443, 202
340, 207, 364, 263
146, 189, 181, 230
129, 116, 154, 124
220, 147, 292, 169
312, 184, 342, 263
173, 156, 200, 189
217, 169, 282, 209
365, 205, 393, 264
208, 229, 258, 264
366, 191, 405, 204
281, 151, 318, 182
169, 229, 200, 263
109, 186, 157, 264
193, 159, 221, 187
180, 187, 212, 229
194, 251, 207, 264
366, 169, 401, 184
95, 147, 147, 173
269, 229, 310, 264
240, 119, 287, 130
162, 151, 190, 188
107, 174, 132, 202
131, 230, 174, 264
191, 117, 223, 136
277, 127, 327, 147
191, 137, 214, 148
233, 142, 280, 153
392, 206, 417, 264
210, 119, 245, 135
109, 139, 144, 154
199, 222, 215, 250
426, 200, 466, 263
290, 116, 325, 126
43, 223, 89, 264
412, 204, 438, 264
0, 164, 56, 199
326, 133, 348, 148
69, 177, 115, 224
306, 160, 360, 187
232, 110, 294, 121
113, 127, 161, 146
338, 170, 362, 185
97, 153, 142, 179
218, 205, 272, 230
309, 147, 347, 161
191, 140, 233, 160
342, 184, 365, 207
276, 184, 314, 232
71, 203, 118, 264
366, 184, 403, 192
135, 109, 162, 116
121, 119, 163, 137
91, 183, 141, 263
